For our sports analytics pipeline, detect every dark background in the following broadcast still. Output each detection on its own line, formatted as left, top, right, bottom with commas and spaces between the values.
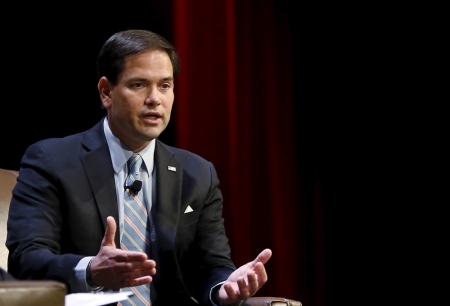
0, 1, 399, 305
1, 3, 177, 169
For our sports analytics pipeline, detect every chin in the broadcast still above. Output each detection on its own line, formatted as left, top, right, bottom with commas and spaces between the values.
142, 130, 162, 140
146, 125, 166, 137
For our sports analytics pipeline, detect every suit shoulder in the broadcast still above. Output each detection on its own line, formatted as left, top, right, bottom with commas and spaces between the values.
157, 140, 211, 164
28, 130, 88, 151
26, 119, 104, 152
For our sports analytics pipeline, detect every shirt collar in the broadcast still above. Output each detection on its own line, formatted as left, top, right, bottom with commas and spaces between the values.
103, 117, 155, 177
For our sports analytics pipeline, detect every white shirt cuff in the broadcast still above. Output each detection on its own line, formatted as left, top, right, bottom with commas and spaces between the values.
210, 281, 226, 306
70, 256, 103, 292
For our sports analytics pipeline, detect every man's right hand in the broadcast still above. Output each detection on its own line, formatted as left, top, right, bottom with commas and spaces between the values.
89, 216, 156, 289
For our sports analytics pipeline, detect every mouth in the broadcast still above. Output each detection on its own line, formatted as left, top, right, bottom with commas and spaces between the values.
143, 111, 161, 120
142, 111, 162, 124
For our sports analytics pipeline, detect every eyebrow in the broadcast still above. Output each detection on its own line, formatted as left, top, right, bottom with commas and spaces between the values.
161, 77, 174, 82
127, 76, 174, 83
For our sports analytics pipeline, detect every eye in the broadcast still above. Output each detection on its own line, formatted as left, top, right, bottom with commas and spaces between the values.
161, 83, 172, 90
133, 82, 144, 88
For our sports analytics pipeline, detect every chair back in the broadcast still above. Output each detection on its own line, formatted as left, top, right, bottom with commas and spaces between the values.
0, 168, 19, 270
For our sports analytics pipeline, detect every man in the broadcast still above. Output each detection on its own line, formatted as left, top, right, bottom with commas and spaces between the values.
6, 29, 271, 305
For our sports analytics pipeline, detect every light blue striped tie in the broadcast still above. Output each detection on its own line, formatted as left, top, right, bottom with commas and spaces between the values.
120, 154, 151, 306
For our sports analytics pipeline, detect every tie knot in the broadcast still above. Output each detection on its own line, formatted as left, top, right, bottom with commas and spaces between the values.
127, 154, 143, 176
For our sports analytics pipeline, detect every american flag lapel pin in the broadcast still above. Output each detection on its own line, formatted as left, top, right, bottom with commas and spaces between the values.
168, 166, 176, 172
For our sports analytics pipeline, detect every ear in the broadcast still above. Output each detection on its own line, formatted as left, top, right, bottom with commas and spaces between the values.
98, 77, 113, 109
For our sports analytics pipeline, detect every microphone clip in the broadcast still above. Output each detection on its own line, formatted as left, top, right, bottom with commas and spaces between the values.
125, 180, 143, 196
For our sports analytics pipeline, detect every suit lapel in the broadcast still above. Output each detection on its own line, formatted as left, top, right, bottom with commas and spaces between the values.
153, 139, 182, 249
152, 140, 183, 294
80, 119, 120, 247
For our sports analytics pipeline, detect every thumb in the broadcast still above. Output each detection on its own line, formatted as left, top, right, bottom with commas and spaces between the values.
102, 216, 117, 248
254, 248, 272, 265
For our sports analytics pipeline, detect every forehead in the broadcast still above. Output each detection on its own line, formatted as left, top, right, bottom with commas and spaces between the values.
119, 49, 173, 82
124, 49, 172, 69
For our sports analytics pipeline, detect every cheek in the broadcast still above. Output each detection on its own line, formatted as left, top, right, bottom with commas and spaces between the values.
109, 101, 134, 120
113, 93, 138, 112
164, 96, 174, 112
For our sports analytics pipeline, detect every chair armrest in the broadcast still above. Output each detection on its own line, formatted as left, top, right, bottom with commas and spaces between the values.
0, 280, 66, 306
242, 296, 302, 306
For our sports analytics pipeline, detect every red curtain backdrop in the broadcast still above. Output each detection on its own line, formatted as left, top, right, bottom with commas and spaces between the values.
172, 1, 324, 304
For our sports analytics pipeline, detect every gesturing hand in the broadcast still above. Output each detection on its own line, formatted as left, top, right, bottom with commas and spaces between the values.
89, 216, 157, 289
218, 248, 272, 305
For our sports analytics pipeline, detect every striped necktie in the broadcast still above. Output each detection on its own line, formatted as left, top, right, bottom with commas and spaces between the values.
120, 153, 151, 306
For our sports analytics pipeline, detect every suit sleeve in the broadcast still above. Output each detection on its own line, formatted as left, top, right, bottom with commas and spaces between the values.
6, 141, 84, 290
180, 161, 236, 305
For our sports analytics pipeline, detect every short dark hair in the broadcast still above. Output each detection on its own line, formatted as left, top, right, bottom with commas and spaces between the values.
97, 29, 181, 85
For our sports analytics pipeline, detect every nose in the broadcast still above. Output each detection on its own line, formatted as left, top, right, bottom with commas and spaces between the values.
144, 87, 161, 105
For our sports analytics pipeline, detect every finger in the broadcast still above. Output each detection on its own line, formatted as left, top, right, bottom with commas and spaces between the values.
102, 216, 117, 247
253, 248, 272, 265
246, 270, 259, 294
122, 260, 156, 272
237, 276, 250, 298
223, 282, 238, 301
115, 251, 156, 265
121, 266, 155, 280
253, 262, 268, 284
120, 276, 153, 287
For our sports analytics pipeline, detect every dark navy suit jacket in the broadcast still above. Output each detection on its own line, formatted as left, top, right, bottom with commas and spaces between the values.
6, 118, 235, 305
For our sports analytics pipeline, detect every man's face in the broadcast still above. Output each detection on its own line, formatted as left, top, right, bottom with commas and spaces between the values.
99, 49, 174, 152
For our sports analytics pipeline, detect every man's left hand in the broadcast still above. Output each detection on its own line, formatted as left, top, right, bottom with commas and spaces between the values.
218, 248, 272, 305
